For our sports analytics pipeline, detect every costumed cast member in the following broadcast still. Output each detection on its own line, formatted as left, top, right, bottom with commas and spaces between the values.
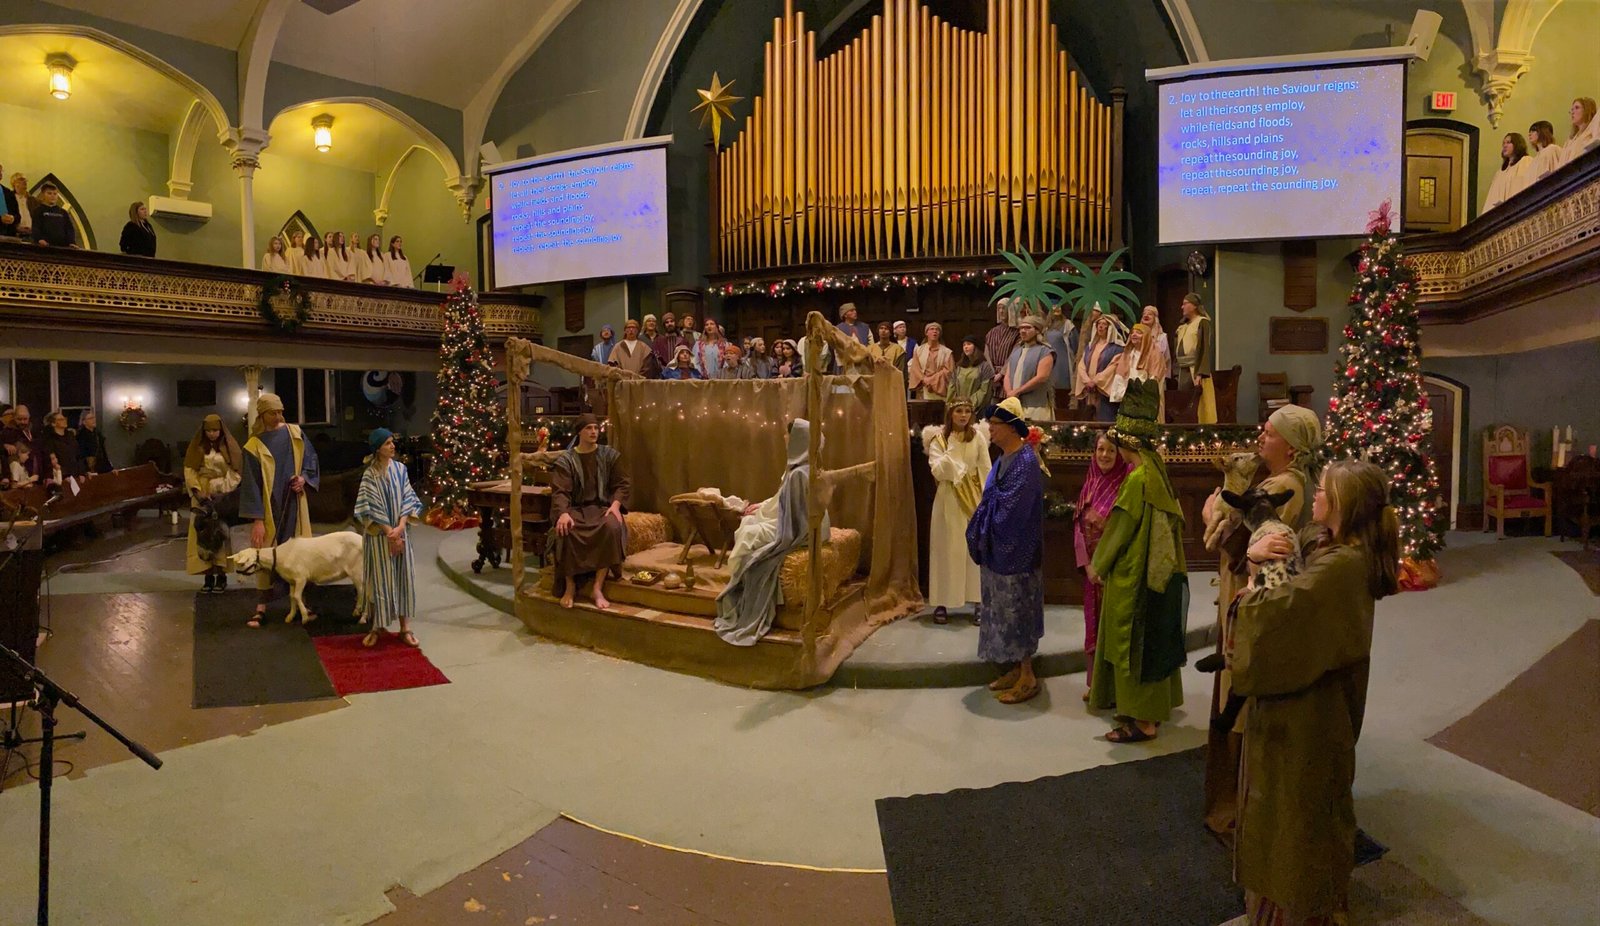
985, 298, 1020, 393
1173, 293, 1216, 423
715, 419, 828, 646
967, 397, 1048, 704
1108, 322, 1168, 422
662, 345, 703, 380
185, 413, 242, 592
1044, 305, 1076, 413
874, 322, 907, 376
923, 400, 989, 625
1230, 460, 1398, 925
547, 415, 629, 610
1076, 312, 1127, 422
1085, 378, 1188, 742
240, 393, 320, 627
1074, 431, 1130, 695
1202, 402, 1322, 837
1002, 311, 1057, 421
611, 318, 660, 378
908, 322, 954, 400
355, 428, 423, 648
949, 337, 995, 410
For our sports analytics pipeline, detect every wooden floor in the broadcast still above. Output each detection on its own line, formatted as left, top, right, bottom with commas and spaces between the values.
1, 522, 341, 790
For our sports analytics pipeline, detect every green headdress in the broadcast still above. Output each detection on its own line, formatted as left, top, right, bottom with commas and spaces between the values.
1108, 378, 1183, 579
990, 248, 1072, 317
1108, 378, 1162, 449
1062, 247, 1142, 324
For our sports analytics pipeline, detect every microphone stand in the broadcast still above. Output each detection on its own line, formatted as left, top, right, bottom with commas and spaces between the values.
0, 642, 161, 926
416, 253, 443, 292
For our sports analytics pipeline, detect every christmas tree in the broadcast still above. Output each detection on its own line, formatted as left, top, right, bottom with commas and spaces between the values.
426, 274, 500, 525
1323, 200, 1444, 567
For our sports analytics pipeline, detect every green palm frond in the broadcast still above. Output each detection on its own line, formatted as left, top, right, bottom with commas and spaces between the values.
1061, 247, 1142, 322
989, 248, 1072, 315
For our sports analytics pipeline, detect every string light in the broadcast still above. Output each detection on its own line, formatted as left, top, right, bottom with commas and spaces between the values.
715, 269, 998, 298
427, 281, 502, 522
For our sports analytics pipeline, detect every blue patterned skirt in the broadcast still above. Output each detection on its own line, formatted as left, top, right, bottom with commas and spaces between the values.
977, 566, 1045, 664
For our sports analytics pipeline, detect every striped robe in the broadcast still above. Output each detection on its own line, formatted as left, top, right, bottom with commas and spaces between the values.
354, 460, 423, 628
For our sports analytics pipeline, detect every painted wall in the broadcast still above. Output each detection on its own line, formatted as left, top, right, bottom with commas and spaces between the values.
264, 62, 466, 167
379, 149, 476, 281
252, 149, 376, 257
1213, 239, 1358, 422
1423, 339, 1600, 507
160, 137, 244, 267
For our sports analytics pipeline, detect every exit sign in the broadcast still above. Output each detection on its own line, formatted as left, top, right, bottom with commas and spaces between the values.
1431, 91, 1457, 112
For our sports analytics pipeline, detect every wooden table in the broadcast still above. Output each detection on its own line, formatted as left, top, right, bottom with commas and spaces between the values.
466, 480, 552, 573
1540, 456, 1600, 548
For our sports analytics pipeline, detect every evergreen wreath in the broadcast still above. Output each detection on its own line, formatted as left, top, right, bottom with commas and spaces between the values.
257, 275, 312, 331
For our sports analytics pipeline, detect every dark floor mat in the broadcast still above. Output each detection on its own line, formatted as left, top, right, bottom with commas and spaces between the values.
876, 748, 1242, 926
290, 585, 368, 637
1551, 550, 1600, 596
192, 590, 336, 708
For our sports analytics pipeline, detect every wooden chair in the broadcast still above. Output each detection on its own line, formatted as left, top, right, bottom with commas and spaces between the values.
1258, 372, 1290, 423
1483, 426, 1551, 538
1211, 365, 1242, 423
1165, 383, 1199, 423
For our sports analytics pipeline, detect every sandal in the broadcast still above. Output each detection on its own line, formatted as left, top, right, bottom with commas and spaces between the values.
1104, 724, 1156, 744
362, 630, 381, 648
246, 608, 265, 629
399, 631, 419, 647
996, 680, 1040, 704
932, 606, 948, 625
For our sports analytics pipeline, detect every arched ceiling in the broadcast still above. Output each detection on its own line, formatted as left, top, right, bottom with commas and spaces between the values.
41, 0, 574, 110
265, 99, 451, 175
0, 32, 206, 134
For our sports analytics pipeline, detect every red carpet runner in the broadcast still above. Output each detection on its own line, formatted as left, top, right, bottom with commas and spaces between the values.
312, 634, 451, 696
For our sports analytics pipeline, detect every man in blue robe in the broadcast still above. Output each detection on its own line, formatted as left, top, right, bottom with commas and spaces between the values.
240, 392, 320, 627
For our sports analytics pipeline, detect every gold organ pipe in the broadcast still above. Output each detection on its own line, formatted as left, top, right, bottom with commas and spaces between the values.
1023, 0, 1038, 252
1101, 101, 1112, 250
908, 4, 922, 259
1008, 0, 1024, 251
893, 0, 908, 259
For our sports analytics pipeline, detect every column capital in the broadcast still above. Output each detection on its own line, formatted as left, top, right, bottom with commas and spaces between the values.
223, 126, 271, 176
373, 207, 389, 228
446, 175, 485, 222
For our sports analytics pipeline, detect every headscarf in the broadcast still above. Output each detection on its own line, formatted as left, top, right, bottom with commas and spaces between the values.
368, 427, 394, 452
786, 417, 812, 468
923, 321, 942, 338
1268, 404, 1324, 491
255, 392, 284, 416
184, 413, 242, 473
1076, 437, 1132, 567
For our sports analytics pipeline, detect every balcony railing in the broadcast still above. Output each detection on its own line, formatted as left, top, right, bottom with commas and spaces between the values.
1408, 146, 1600, 325
0, 242, 542, 348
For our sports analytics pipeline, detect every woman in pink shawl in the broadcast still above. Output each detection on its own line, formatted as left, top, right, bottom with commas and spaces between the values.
1074, 430, 1131, 698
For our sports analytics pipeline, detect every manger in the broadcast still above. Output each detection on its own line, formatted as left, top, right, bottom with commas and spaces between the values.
503, 312, 923, 688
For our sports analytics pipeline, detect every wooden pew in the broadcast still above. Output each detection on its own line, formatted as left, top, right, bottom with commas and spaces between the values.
0, 463, 185, 536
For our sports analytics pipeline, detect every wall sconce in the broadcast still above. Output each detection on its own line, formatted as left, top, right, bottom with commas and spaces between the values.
47, 54, 76, 101
118, 395, 148, 433
311, 113, 334, 153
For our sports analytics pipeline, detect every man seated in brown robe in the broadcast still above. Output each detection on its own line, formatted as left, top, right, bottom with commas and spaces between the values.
546, 414, 630, 610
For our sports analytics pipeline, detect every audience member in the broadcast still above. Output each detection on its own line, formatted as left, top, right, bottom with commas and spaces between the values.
76, 408, 112, 473
37, 410, 85, 478
9, 444, 38, 486
262, 235, 292, 273
8, 173, 36, 238
119, 201, 157, 257
32, 183, 77, 248
1, 404, 36, 460
0, 163, 21, 238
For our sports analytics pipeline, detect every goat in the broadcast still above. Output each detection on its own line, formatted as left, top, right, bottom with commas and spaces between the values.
1203, 452, 1261, 551
230, 531, 366, 624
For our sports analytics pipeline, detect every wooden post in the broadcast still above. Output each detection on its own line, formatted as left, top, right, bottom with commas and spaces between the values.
507, 342, 527, 596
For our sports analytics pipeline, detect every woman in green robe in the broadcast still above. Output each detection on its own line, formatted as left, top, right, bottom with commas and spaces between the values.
1085, 378, 1188, 743
1231, 459, 1400, 924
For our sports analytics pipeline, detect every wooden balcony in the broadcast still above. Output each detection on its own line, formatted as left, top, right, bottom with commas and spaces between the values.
1409, 146, 1600, 325
0, 242, 542, 354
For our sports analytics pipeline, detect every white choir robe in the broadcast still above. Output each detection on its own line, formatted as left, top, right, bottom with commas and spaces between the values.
355, 250, 387, 285
354, 459, 423, 629
923, 423, 988, 609
1524, 143, 1565, 186
261, 252, 292, 273
326, 249, 356, 281
385, 253, 415, 288
1481, 159, 1532, 213
299, 254, 329, 278
286, 246, 305, 275
1562, 119, 1600, 166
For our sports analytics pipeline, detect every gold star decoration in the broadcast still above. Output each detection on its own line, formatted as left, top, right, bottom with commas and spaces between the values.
692, 72, 743, 149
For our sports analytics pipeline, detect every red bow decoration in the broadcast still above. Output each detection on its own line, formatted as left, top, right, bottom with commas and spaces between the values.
450, 269, 472, 293
1366, 199, 1393, 235
1025, 425, 1050, 448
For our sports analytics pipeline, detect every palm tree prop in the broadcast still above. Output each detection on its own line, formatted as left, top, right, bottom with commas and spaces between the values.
1061, 247, 1141, 323
989, 248, 1073, 315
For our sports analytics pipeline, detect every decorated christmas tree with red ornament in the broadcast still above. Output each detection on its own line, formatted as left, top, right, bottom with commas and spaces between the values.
1323, 201, 1444, 580
425, 274, 498, 528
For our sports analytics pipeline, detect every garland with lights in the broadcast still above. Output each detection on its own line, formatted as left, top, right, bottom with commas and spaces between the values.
257, 275, 312, 331
1045, 422, 1261, 455
1323, 201, 1444, 578
425, 278, 500, 528
715, 268, 998, 298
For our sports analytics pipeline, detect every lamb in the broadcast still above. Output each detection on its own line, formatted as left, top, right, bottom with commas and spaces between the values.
1203, 452, 1260, 551
229, 531, 366, 625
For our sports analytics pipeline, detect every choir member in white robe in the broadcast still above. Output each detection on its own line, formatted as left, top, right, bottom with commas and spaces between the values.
354, 428, 423, 647
299, 235, 329, 278
261, 235, 292, 273
1482, 133, 1532, 213
1560, 97, 1600, 163
1524, 121, 1566, 185
325, 231, 357, 281
923, 402, 988, 623
286, 231, 306, 274
357, 234, 388, 285
385, 236, 415, 288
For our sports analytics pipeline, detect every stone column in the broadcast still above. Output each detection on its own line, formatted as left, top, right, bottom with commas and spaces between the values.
239, 365, 263, 432
224, 128, 270, 269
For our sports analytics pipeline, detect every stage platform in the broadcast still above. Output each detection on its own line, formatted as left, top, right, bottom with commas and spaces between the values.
436, 531, 1221, 690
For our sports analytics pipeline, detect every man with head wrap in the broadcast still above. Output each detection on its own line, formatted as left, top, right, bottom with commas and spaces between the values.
1085, 378, 1188, 741
1201, 401, 1323, 838
240, 393, 320, 627
546, 414, 630, 610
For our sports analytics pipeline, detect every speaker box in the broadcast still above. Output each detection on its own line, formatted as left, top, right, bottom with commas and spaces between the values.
1406, 10, 1442, 62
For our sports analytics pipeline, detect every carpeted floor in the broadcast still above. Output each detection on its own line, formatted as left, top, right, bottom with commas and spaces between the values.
1428, 620, 1600, 818
1551, 549, 1600, 595
192, 590, 338, 708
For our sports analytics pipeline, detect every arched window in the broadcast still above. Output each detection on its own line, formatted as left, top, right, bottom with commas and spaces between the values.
278, 210, 320, 245
30, 173, 96, 250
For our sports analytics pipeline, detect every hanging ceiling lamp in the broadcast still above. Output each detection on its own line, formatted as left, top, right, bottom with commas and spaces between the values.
311, 113, 334, 152
47, 54, 75, 101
